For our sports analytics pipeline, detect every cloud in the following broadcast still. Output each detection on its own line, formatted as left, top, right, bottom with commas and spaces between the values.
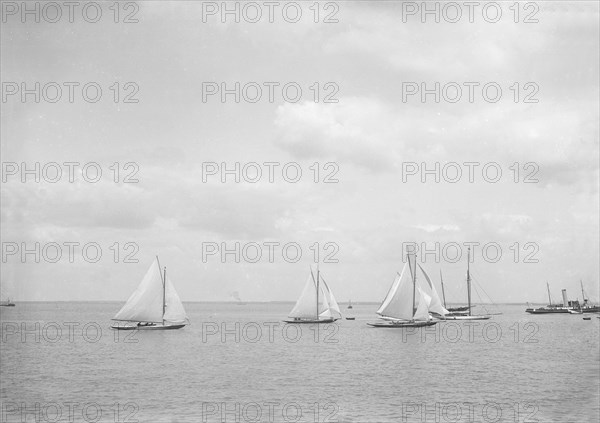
414, 224, 460, 233
274, 98, 401, 172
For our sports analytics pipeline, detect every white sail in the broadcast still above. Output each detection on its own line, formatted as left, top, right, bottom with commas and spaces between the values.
418, 264, 449, 316
319, 291, 332, 319
289, 270, 340, 320
163, 276, 188, 324
289, 272, 318, 319
113, 259, 165, 323
321, 279, 342, 319
377, 265, 403, 315
377, 263, 415, 320
413, 286, 431, 321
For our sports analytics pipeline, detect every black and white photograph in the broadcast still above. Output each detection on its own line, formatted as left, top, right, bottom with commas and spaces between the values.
1, 1, 599, 422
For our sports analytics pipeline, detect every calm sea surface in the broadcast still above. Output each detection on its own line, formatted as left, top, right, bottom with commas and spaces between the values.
1, 303, 599, 422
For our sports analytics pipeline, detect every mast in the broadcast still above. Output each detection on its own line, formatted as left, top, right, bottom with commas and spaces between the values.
410, 249, 416, 321
162, 266, 167, 324
467, 247, 472, 316
155, 255, 166, 324
316, 265, 320, 320
440, 270, 447, 308
580, 280, 586, 302
546, 282, 552, 305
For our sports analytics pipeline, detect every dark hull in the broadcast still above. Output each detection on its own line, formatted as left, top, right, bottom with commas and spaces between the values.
582, 307, 600, 313
368, 321, 437, 328
0, 304, 15, 307
345, 317, 356, 320
111, 324, 186, 330
526, 308, 571, 314
447, 306, 470, 312
283, 318, 337, 324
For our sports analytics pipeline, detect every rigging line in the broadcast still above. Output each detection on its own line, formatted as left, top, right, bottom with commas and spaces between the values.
469, 269, 499, 307
471, 283, 491, 314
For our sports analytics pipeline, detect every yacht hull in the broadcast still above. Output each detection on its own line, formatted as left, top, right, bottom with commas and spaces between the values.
111, 323, 186, 330
367, 321, 437, 328
444, 315, 491, 320
525, 308, 571, 314
283, 318, 338, 324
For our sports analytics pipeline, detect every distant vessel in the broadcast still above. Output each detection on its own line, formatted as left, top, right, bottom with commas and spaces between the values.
111, 257, 189, 330
284, 268, 342, 324
0, 298, 15, 307
439, 271, 470, 316
579, 280, 600, 313
368, 247, 442, 328
347, 299, 353, 309
443, 248, 490, 320
526, 284, 574, 314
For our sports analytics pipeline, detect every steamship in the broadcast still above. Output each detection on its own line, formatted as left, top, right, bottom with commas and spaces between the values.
526, 286, 596, 314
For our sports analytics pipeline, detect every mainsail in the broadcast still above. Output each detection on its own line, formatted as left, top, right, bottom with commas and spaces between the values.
414, 286, 432, 321
113, 259, 165, 323
320, 278, 342, 319
289, 272, 320, 319
377, 263, 414, 320
376, 257, 438, 322
163, 276, 188, 324
112, 258, 188, 324
288, 269, 340, 321
418, 264, 449, 316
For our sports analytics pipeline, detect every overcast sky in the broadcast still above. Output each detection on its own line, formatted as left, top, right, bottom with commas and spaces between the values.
1, 1, 598, 304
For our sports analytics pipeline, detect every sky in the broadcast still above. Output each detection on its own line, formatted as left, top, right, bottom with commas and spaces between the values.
1, 1, 599, 305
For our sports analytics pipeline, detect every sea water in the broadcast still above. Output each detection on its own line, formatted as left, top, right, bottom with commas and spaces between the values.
1, 303, 598, 422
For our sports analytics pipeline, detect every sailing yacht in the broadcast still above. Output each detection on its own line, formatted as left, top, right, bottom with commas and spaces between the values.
111, 257, 189, 330
284, 268, 342, 323
444, 247, 491, 320
0, 298, 15, 307
439, 271, 469, 315
368, 248, 447, 328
